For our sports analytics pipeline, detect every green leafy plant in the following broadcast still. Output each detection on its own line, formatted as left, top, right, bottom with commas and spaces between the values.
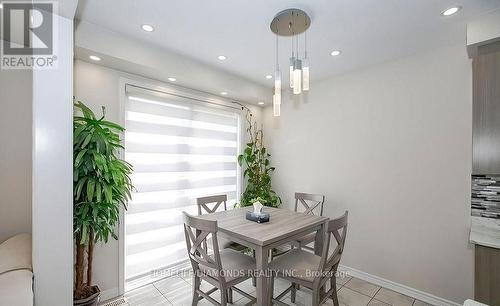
73, 101, 134, 300
236, 106, 281, 207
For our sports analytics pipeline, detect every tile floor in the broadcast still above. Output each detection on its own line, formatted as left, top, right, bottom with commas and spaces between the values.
101, 273, 432, 306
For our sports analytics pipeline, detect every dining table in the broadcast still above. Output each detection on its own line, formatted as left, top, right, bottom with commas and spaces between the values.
197, 206, 329, 306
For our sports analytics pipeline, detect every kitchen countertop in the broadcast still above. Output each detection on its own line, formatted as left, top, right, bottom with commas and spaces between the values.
470, 216, 500, 249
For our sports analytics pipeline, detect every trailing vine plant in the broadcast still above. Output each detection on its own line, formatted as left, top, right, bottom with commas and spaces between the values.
235, 103, 281, 207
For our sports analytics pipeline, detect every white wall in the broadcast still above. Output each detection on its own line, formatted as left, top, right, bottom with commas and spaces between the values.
74, 59, 263, 297
32, 15, 74, 306
0, 58, 32, 243
263, 45, 473, 304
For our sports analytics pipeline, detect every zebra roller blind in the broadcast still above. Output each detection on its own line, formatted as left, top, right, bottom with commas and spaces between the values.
124, 85, 241, 281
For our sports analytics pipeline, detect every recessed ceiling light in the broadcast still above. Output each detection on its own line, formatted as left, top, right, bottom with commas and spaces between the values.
89, 55, 101, 61
441, 6, 461, 16
258, 101, 265, 105
141, 24, 154, 32
265, 74, 273, 79
220, 91, 228, 95
217, 55, 227, 61
0, 4, 3, 9
168, 77, 177, 82
330, 50, 342, 57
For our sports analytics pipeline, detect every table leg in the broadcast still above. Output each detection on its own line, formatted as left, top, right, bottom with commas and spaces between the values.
255, 245, 270, 306
314, 222, 326, 256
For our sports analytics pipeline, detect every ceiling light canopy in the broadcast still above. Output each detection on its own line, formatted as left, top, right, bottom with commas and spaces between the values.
141, 24, 154, 32
89, 55, 101, 61
270, 8, 311, 117
330, 50, 342, 56
258, 101, 265, 105
220, 91, 228, 95
168, 77, 177, 82
265, 74, 273, 79
217, 55, 227, 61
441, 6, 461, 16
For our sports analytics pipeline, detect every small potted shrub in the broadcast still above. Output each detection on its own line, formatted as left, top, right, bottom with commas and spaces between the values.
73, 101, 134, 305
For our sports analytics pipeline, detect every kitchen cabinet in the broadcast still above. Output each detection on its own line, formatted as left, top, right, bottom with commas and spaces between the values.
473, 50, 500, 174
475, 244, 500, 305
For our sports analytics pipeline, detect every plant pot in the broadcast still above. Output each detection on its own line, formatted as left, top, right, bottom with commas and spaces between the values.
74, 286, 100, 306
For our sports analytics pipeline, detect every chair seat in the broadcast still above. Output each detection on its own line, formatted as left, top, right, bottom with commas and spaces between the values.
269, 249, 321, 283
200, 249, 255, 283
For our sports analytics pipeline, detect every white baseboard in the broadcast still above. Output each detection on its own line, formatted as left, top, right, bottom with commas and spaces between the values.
339, 265, 461, 306
99, 287, 120, 303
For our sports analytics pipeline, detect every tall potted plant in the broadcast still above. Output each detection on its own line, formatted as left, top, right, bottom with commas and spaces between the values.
73, 101, 134, 305
236, 105, 281, 207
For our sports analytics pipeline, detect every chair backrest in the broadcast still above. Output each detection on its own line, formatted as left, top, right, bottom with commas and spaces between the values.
197, 194, 228, 215
319, 211, 348, 273
182, 212, 224, 282
294, 192, 325, 216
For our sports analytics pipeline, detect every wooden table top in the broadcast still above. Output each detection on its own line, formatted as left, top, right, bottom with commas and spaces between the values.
197, 207, 328, 246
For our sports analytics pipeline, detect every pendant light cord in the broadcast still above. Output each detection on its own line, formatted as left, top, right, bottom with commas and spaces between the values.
296, 35, 299, 58
304, 31, 307, 59
276, 34, 279, 70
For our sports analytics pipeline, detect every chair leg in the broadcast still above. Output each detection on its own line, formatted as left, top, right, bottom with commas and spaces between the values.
192, 275, 200, 306
227, 288, 233, 304
312, 287, 320, 306
290, 282, 296, 303
295, 277, 301, 291
295, 245, 301, 291
220, 287, 228, 306
331, 277, 339, 306
252, 249, 256, 287
269, 275, 275, 305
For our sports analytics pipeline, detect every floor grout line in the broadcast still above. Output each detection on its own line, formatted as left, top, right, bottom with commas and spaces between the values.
341, 283, 379, 301
365, 287, 383, 306
152, 281, 173, 305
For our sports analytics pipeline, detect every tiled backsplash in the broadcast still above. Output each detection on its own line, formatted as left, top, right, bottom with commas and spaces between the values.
472, 175, 500, 219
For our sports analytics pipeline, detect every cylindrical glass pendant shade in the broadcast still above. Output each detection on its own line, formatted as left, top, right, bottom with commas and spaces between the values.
289, 57, 295, 88
293, 59, 302, 95
273, 94, 281, 116
274, 70, 282, 95
302, 58, 309, 91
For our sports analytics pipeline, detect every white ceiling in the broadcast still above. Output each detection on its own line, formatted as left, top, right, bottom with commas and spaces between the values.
76, 0, 500, 88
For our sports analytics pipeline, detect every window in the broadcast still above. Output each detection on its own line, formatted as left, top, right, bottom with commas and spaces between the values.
124, 84, 241, 284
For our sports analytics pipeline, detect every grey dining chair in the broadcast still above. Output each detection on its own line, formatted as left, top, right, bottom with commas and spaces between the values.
197, 195, 256, 287
269, 211, 348, 306
291, 192, 326, 251
183, 212, 257, 306
197, 195, 232, 250
197, 195, 228, 215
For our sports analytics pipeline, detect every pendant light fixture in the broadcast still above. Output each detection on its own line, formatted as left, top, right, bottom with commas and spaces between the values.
293, 58, 302, 94
273, 35, 282, 116
302, 32, 310, 91
270, 8, 311, 116
289, 38, 295, 89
